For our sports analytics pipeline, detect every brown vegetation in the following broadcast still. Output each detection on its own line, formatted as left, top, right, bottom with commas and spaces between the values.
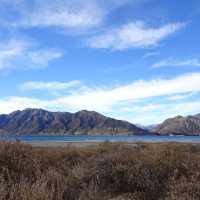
0, 141, 200, 199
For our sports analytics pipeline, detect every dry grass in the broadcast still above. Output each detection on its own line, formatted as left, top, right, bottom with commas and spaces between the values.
0, 141, 200, 200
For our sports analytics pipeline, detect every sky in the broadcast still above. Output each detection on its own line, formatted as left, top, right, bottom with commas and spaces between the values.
0, 0, 200, 125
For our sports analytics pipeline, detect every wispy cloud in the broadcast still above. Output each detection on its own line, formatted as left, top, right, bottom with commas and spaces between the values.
142, 52, 160, 59
166, 93, 194, 101
123, 101, 200, 125
88, 21, 186, 50
2, 96, 200, 125
20, 80, 81, 91
152, 58, 200, 68
15, 6, 102, 28
0, 0, 131, 29
27, 50, 63, 67
2, 72, 200, 119
0, 39, 63, 72
0, 97, 46, 114
0, 40, 28, 70
52, 72, 200, 112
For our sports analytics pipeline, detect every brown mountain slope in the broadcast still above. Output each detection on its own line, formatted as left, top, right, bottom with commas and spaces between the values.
153, 115, 200, 135
0, 108, 148, 135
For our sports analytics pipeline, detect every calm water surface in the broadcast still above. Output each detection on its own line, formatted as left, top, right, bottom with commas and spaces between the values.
0, 135, 200, 143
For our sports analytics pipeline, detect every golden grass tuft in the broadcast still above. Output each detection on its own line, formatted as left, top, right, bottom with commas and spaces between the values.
0, 141, 200, 199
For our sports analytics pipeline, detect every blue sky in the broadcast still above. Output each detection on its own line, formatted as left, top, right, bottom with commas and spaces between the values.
0, 0, 200, 125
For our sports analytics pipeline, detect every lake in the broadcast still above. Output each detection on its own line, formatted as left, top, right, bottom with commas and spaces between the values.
0, 135, 200, 143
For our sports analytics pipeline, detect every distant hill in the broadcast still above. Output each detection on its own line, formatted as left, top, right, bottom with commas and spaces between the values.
153, 114, 200, 135
0, 108, 148, 135
136, 124, 158, 131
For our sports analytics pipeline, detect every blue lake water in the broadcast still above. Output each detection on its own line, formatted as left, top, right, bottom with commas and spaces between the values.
0, 135, 200, 143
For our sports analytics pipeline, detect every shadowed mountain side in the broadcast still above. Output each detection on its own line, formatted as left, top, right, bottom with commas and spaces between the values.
0, 109, 148, 135
153, 114, 200, 135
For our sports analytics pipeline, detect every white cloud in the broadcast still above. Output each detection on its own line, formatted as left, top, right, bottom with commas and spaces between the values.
16, 6, 102, 28
152, 58, 200, 68
142, 52, 160, 59
51, 72, 200, 112
2, 72, 200, 112
0, 0, 131, 29
0, 40, 28, 70
27, 50, 63, 67
88, 21, 185, 50
0, 97, 46, 114
0, 39, 63, 71
20, 80, 81, 91
124, 101, 200, 125
121, 104, 163, 113
166, 93, 194, 101
2, 72, 200, 124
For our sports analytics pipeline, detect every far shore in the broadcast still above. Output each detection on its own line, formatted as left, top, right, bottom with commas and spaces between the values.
26, 141, 103, 148
24, 140, 200, 148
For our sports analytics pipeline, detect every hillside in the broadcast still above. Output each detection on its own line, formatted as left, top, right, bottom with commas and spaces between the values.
0, 108, 147, 135
153, 114, 200, 135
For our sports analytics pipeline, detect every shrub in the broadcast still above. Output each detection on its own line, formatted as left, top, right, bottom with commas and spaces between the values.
0, 141, 200, 199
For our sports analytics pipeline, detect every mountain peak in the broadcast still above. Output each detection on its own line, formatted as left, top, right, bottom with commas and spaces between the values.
153, 113, 200, 135
174, 115, 184, 119
76, 110, 94, 114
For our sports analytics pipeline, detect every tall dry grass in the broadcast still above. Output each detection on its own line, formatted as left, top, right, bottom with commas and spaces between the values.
0, 141, 200, 200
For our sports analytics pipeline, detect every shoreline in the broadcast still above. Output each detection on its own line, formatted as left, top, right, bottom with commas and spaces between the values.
24, 140, 200, 148
26, 141, 103, 148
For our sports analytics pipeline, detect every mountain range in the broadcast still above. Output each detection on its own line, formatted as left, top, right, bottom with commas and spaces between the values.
1, 108, 200, 135
0, 108, 147, 135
